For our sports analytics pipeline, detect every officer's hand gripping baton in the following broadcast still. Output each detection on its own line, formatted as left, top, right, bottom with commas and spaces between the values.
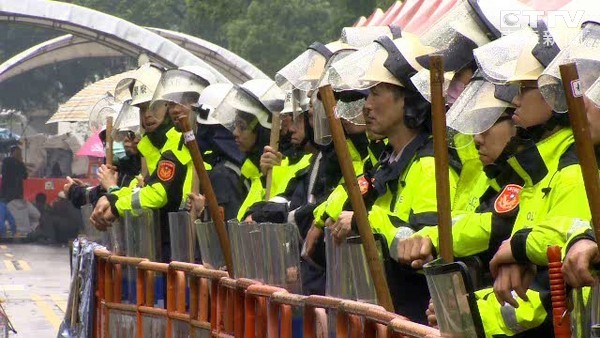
318, 84, 394, 312
430, 55, 453, 263
179, 116, 235, 277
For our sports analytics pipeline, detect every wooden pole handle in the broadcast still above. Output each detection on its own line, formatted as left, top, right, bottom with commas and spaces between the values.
265, 112, 281, 201
429, 55, 453, 263
105, 116, 113, 167
560, 63, 600, 242
318, 85, 394, 312
180, 116, 235, 277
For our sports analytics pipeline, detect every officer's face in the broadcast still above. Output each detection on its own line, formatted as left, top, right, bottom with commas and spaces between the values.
289, 113, 305, 146
511, 81, 552, 128
584, 95, 600, 145
167, 102, 191, 130
123, 134, 140, 156
232, 117, 258, 154
140, 102, 164, 133
364, 83, 405, 136
474, 117, 515, 166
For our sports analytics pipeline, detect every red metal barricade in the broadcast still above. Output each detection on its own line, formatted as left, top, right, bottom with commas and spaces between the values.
136, 261, 169, 337
106, 255, 147, 337
91, 250, 445, 338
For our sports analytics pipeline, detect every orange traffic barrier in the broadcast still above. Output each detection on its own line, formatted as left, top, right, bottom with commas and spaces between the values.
168, 261, 200, 338
94, 249, 111, 338
136, 261, 169, 337
389, 317, 441, 338
106, 255, 147, 337
304, 295, 343, 337
245, 284, 288, 338
90, 249, 444, 338
189, 266, 228, 337
269, 292, 307, 338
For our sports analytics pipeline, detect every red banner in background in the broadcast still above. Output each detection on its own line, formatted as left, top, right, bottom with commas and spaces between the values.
23, 178, 99, 205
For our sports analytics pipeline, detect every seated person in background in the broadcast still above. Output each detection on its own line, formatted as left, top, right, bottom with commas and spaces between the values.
0, 198, 16, 237
7, 198, 40, 237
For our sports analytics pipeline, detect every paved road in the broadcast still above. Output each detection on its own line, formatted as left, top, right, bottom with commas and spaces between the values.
0, 243, 70, 337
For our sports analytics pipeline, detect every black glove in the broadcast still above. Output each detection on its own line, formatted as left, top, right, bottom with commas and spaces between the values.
248, 201, 289, 223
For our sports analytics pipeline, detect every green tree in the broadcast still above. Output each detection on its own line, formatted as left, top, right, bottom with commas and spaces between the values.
226, 0, 339, 77
183, 0, 246, 47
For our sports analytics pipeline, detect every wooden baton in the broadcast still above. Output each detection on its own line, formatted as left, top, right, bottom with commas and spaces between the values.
560, 63, 600, 242
179, 115, 235, 277
105, 116, 113, 166
429, 55, 453, 263
265, 111, 281, 201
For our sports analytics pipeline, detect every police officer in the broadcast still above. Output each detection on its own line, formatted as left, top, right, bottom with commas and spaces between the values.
193, 83, 247, 221
395, 80, 521, 306
326, 33, 461, 322
228, 79, 312, 221
91, 66, 213, 262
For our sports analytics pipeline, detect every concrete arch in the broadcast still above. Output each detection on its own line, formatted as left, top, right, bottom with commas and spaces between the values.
0, 28, 268, 85
0, 0, 230, 83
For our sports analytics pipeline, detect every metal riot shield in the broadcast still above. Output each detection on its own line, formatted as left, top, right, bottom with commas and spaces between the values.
592, 275, 600, 337
346, 235, 381, 304
108, 219, 126, 256
195, 220, 226, 270
260, 222, 302, 294
324, 227, 355, 299
80, 204, 109, 245
124, 209, 161, 261
227, 220, 265, 281
423, 259, 485, 338
570, 287, 592, 338
168, 211, 195, 262
124, 209, 162, 305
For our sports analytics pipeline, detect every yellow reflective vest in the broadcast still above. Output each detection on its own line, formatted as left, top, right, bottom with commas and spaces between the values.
367, 135, 459, 250
108, 127, 194, 217
312, 138, 373, 227
236, 153, 313, 220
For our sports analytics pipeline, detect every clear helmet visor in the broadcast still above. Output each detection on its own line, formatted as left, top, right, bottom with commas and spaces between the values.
318, 49, 356, 89
281, 89, 310, 120
419, 0, 491, 71
340, 26, 401, 48
275, 48, 329, 92
112, 100, 141, 142
230, 86, 272, 130
334, 91, 367, 126
199, 83, 240, 131
151, 69, 209, 110
446, 77, 514, 148
117, 63, 164, 106
88, 94, 121, 133
196, 83, 236, 125
311, 90, 331, 146
328, 34, 432, 91
240, 79, 285, 116
328, 43, 391, 91
410, 68, 454, 103
585, 72, 600, 108
539, 23, 600, 113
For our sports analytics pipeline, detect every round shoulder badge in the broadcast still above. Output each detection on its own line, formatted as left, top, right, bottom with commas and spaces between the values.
494, 184, 522, 214
157, 160, 176, 181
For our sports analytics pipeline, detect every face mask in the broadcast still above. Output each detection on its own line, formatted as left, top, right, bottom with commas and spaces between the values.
111, 141, 127, 161
447, 80, 466, 106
